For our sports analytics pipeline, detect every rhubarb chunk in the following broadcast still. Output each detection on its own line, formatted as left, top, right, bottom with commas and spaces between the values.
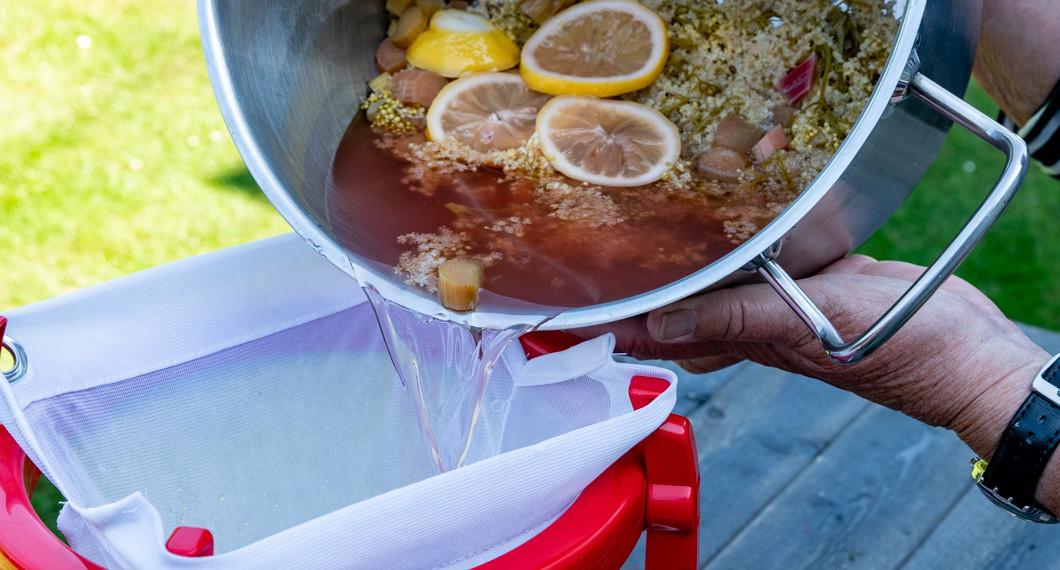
776, 53, 818, 106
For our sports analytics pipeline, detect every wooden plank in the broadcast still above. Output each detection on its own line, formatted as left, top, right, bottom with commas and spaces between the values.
623, 363, 867, 568
705, 404, 972, 569
688, 365, 871, 562
900, 487, 1060, 569
1018, 323, 1060, 353
619, 363, 868, 568
620, 324, 1060, 569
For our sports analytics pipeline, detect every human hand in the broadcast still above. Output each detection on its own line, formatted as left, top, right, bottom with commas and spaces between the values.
576, 255, 1050, 460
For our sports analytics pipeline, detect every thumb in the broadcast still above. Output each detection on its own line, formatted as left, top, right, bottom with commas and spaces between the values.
647, 282, 820, 347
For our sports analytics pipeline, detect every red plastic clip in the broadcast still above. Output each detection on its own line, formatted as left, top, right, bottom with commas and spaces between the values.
0, 316, 7, 347
629, 376, 670, 411
629, 376, 700, 570
519, 330, 580, 359
165, 526, 214, 557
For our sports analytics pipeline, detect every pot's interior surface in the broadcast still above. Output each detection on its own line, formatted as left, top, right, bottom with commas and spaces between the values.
199, 0, 975, 329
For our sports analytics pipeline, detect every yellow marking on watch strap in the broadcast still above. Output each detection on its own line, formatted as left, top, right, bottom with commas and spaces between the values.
971, 457, 988, 481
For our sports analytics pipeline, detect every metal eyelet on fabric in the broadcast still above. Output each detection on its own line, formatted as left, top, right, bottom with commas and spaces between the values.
0, 317, 27, 384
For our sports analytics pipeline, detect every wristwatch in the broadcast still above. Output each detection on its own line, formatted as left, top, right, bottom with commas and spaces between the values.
973, 353, 1060, 523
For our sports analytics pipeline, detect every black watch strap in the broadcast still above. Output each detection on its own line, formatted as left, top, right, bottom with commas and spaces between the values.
977, 355, 1060, 523
998, 76, 1060, 179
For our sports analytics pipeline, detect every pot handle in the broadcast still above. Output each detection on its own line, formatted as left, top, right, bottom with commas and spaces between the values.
754, 71, 1029, 364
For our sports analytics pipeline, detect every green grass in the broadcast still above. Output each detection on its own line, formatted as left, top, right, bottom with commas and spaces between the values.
3, 0, 1060, 552
0, 0, 289, 311
857, 85, 1060, 327
1, 0, 287, 542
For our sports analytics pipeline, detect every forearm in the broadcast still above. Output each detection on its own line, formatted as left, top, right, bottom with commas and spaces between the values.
973, 0, 1060, 125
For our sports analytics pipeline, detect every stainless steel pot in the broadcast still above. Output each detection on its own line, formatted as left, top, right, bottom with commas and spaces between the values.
198, 0, 1027, 362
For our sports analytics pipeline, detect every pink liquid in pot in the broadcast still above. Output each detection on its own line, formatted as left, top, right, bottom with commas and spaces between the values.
325, 117, 768, 312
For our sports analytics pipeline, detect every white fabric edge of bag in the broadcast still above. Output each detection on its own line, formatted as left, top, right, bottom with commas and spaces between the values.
1, 232, 682, 568
57, 334, 678, 570
0, 233, 364, 499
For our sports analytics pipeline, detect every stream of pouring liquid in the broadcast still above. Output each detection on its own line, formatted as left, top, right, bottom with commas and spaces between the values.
364, 286, 538, 473
327, 119, 727, 473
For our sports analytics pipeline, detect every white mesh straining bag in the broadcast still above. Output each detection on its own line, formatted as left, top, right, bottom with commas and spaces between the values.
0, 234, 676, 569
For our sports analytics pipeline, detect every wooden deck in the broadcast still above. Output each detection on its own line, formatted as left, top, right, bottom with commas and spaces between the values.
620, 323, 1060, 569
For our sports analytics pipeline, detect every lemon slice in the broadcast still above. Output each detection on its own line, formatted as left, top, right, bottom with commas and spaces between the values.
407, 9, 520, 78
520, 0, 669, 97
426, 72, 552, 153
536, 95, 680, 187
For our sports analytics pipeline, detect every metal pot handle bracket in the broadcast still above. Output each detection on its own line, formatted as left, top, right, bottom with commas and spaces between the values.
751, 53, 1029, 364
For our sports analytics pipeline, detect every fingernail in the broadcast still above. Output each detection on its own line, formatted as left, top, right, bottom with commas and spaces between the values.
657, 309, 697, 341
